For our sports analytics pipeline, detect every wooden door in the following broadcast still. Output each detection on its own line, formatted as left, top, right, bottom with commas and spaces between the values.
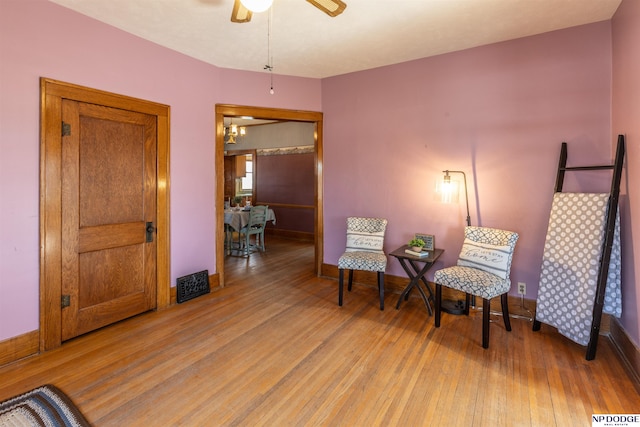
224, 155, 235, 200
60, 99, 157, 341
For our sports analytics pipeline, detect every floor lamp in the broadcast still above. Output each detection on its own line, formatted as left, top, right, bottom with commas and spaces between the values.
440, 170, 471, 314
442, 170, 471, 227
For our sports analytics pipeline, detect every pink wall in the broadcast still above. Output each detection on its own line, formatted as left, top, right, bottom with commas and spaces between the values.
322, 23, 613, 300
0, 0, 321, 341
612, 0, 640, 345
217, 68, 321, 111
2, 0, 638, 350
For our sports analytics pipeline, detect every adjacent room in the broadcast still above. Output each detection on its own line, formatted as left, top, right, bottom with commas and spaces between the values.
1, 0, 638, 425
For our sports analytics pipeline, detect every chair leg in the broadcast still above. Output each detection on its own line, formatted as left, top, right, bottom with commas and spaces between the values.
434, 283, 442, 328
464, 293, 471, 316
501, 293, 512, 331
482, 298, 490, 349
224, 225, 231, 255
338, 269, 344, 306
347, 270, 354, 292
377, 271, 384, 311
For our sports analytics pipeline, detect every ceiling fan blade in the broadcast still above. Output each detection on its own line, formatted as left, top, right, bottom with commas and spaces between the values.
231, 0, 252, 23
306, 0, 347, 17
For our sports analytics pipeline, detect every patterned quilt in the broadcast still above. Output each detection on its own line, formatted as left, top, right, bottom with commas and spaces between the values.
535, 193, 622, 346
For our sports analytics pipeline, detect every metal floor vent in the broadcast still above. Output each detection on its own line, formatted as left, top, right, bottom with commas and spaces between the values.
176, 270, 210, 303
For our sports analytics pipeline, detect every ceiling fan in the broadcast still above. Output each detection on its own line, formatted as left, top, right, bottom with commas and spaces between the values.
231, 0, 347, 23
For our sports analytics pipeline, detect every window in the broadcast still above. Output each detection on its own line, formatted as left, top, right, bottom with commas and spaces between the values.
236, 154, 253, 197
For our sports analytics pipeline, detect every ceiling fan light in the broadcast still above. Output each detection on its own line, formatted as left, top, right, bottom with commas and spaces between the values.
306, 0, 347, 17
240, 0, 273, 13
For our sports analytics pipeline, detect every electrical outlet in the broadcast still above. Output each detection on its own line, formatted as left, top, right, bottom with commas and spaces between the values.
517, 282, 526, 295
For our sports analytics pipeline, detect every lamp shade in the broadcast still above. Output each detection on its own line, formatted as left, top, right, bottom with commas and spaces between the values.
440, 170, 471, 226
240, 0, 273, 13
438, 178, 460, 204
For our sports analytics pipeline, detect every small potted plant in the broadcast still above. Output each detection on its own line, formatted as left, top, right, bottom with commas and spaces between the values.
233, 196, 243, 208
408, 238, 425, 252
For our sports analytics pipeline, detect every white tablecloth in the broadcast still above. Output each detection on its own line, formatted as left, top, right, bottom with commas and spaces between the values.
224, 208, 276, 231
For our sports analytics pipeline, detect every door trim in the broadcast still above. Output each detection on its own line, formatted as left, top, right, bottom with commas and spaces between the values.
40, 78, 170, 351
215, 105, 323, 285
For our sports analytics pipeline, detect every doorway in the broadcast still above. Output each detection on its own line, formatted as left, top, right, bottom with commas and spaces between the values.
215, 105, 323, 286
40, 78, 170, 351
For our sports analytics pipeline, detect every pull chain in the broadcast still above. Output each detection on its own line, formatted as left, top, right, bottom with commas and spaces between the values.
264, 6, 274, 94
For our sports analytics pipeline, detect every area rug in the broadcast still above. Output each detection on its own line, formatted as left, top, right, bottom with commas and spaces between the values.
0, 385, 90, 427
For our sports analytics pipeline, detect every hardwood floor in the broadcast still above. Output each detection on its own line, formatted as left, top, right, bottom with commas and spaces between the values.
1, 236, 638, 426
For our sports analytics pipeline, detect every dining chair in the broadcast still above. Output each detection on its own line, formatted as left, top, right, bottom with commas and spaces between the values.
224, 223, 234, 255
238, 205, 269, 256
338, 217, 388, 310
433, 226, 519, 349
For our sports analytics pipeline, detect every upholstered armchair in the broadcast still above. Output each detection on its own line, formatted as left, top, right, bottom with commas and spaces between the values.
433, 226, 519, 348
337, 217, 388, 310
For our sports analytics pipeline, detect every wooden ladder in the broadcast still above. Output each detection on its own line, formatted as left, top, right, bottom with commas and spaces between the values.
533, 135, 625, 360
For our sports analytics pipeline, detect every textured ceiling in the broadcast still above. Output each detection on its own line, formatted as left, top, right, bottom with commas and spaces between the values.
48, 0, 621, 79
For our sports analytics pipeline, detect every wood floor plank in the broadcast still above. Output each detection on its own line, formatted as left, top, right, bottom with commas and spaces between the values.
0, 236, 638, 426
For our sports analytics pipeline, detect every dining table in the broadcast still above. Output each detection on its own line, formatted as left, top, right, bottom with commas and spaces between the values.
224, 207, 276, 232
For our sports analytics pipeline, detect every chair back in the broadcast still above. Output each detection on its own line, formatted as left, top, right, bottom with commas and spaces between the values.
345, 217, 387, 254
457, 226, 519, 280
248, 205, 268, 229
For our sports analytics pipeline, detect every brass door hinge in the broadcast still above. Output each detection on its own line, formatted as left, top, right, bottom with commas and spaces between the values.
61, 294, 70, 308
62, 121, 71, 137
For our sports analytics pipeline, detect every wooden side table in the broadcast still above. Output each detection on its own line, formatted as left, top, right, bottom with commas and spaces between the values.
389, 246, 444, 315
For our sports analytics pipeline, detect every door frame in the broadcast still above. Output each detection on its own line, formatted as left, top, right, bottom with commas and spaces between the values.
215, 105, 323, 285
40, 78, 170, 351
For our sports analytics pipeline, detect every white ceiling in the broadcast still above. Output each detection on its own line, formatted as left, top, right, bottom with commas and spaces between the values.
48, 0, 621, 79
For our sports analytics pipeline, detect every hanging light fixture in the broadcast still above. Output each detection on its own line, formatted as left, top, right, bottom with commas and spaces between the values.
240, 0, 273, 13
225, 120, 247, 144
